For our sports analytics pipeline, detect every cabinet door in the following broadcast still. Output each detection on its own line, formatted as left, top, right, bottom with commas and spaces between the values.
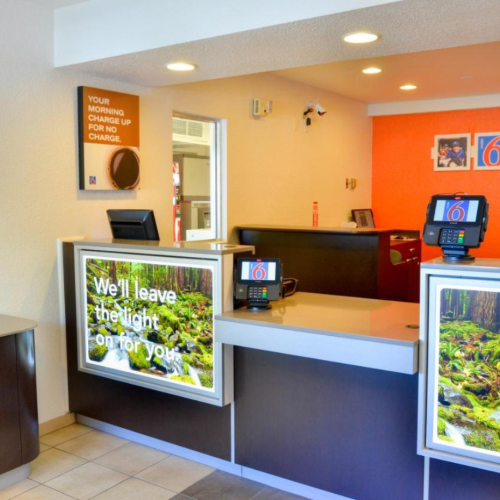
0, 335, 22, 474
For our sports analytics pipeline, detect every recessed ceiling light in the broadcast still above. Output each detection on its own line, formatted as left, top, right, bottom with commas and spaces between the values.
362, 67, 382, 74
400, 84, 417, 90
166, 62, 197, 72
343, 32, 379, 44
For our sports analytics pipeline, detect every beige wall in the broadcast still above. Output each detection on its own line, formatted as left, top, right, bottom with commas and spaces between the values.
0, 0, 170, 423
164, 74, 372, 240
1, 1, 371, 423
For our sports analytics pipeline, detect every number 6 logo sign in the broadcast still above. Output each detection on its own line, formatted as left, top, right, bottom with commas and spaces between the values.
251, 262, 267, 280
475, 132, 500, 171
446, 201, 466, 222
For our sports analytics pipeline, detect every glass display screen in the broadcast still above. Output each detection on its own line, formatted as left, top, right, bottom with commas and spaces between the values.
81, 254, 216, 393
240, 260, 277, 281
434, 199, 479, 223
427, 278, 500, 466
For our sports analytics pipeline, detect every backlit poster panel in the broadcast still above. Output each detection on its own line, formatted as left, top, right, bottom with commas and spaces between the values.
427, 278, 500, 465
77, 251, 221, 401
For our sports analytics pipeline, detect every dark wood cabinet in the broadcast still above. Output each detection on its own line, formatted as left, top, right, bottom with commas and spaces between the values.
0, 323, 39, 477
0, 335, 23, 475
238, 225, 421, 303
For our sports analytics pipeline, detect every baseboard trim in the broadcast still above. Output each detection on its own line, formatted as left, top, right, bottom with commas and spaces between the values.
39, 412, 75, 436
76, 414, 350, 500
0, 464, 30, 492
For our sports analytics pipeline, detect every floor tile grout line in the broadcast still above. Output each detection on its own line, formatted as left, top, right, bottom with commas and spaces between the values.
51, 428, 127, 454
29, 456, 89, 486
88, 476, 181, 500
39, 426, 94, 447
85, 460, 133, 478
248, 484, 270, 500
91, 444, 171, 475
42, 482, 81, 500
85, 472, 130, 500
5, 478, 41, 500
127, 473, 187, 496
54, 439, 131, 462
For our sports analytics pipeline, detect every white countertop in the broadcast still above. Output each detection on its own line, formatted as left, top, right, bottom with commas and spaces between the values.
215, 293, 419, 374
74, 239, 254, 256
0, 314, 37, 338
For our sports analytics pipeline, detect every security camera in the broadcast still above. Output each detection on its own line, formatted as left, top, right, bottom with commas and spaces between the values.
314, 103, 327, 116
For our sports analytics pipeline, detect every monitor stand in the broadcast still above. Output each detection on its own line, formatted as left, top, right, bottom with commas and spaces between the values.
441, 245, 475, 263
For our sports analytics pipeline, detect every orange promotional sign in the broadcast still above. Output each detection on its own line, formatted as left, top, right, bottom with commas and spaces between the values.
78, 87, 140, 191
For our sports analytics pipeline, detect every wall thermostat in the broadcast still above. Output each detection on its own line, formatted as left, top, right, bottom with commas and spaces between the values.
253, 99, 273, 117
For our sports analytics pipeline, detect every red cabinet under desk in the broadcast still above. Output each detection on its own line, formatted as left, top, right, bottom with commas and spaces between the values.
389, 237, 421, 303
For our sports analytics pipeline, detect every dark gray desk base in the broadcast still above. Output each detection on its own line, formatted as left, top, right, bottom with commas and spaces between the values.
234, 347, 424, 500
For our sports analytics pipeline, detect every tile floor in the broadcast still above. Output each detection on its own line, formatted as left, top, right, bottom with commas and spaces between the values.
0, 424, 307, 500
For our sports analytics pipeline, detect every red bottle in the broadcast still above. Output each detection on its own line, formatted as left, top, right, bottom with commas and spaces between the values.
312, 201, 319, 227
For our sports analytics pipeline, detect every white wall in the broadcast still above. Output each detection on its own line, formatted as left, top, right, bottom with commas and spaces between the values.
2, 0, 372, 423
1, 0, 171, 423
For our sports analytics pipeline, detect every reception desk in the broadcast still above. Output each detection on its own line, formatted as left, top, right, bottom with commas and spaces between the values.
0, 315, 39, 490
62, 239, 423, 499
216, 294, 423, 500
216, 292, 419, 374
238, 224, 421, 303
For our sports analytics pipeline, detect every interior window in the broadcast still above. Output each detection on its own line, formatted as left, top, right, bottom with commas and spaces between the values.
172, 114, 221, 242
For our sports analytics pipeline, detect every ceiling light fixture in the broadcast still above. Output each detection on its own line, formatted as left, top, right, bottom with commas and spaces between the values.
400, 84, 417, 90
343, 32, 379, 44
166, 62, 197, 72
362, 67, 382, 74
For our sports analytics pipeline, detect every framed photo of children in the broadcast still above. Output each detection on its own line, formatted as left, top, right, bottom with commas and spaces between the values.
474, 132, 500, 171
434, 134, 471, 172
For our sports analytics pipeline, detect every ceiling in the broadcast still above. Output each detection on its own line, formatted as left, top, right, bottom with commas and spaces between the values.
59, 0, 500, 92
272, 41, 500, 103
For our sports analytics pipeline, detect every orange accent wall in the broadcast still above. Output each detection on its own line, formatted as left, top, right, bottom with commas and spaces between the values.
372, 108, 500, 261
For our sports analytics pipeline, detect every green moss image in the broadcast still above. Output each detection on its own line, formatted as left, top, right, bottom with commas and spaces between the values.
128, 344, 151, 371
85, 258, 214, 390
199, 371, 214, 388
171, 374, 196, 385
89, 344, 108, 362
436, 288, 500, 453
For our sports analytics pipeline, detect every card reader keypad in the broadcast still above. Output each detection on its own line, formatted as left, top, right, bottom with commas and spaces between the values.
440, 228, 465, 245
249, 286, 268, 300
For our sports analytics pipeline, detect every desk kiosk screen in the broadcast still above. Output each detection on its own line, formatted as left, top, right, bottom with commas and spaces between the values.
239, 260, 279, 283
423, 194, 488, 261
431, 199, 481, 224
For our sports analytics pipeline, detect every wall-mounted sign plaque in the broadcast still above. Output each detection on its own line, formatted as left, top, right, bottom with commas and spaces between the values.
78, 86, 140, 190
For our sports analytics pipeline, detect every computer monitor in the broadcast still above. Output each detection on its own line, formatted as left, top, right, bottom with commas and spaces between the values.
107, 209, 160, 241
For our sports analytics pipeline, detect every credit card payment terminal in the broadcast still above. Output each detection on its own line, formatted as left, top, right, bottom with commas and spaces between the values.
234, 258, 282, 310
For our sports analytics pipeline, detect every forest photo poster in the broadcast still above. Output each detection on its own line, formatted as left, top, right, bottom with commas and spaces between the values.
82, 254, 215, 393
431, 283, 500, 462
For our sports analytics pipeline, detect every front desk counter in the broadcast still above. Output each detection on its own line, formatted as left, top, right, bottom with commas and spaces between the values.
216, 293, 424, 500
238, 224, 422, 303
63, 239, 424, 500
